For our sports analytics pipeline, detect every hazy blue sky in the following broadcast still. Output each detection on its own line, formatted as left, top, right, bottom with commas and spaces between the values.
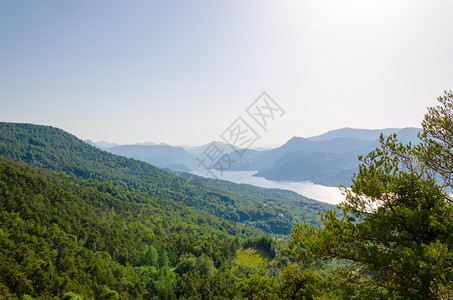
1, 0, 452, 146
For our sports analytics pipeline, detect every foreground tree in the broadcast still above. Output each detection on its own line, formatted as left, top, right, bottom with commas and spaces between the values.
289, 91, 453, 299
418, 90, 453, 187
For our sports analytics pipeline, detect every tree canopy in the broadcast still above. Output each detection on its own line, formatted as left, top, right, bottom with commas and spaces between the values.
289, 91, 453, 299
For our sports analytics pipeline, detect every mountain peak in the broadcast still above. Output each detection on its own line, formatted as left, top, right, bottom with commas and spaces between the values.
287, 136, 304, 143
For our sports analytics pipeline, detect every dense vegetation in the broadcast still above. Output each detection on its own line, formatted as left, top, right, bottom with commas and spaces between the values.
0, 122, 333, 234
1, 91, 452, 299
0, 157, 292, 299
173, 173, 335, 233
0, 122, 318, 299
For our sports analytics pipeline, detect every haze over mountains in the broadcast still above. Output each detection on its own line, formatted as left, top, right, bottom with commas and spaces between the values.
1, 121, 333, 298
107, 144, 197, 172
249, 127, 421, 186
1, 121, 332, 234
87, 127, 422, 187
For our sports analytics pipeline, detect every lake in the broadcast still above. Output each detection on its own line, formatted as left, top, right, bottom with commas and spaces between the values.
191, 170, 345, 205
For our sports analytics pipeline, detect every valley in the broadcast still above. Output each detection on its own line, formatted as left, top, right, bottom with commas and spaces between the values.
92, 127, 421, 188
191, 170, 344, 205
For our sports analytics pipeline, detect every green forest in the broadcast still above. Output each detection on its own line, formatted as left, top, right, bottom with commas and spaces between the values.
0, 121, 333, 235
0, 92, 452, 299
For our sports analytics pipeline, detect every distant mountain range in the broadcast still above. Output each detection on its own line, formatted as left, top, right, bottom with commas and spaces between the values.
86, 140, 250, 173
306, 127, 402, 141
84, 140, 120, 148
249, 127, 421, 186
106, 144, 197, 172
85, 127, 422, 187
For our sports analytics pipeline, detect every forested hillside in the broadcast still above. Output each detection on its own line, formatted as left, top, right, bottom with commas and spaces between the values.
0, 122, 333, 234
186, 173, 332, 212
0, 157, 292, 299
2, 102, 448, 299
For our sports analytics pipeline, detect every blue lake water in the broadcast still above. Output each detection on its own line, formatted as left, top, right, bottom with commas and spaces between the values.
191, 170, 345, 205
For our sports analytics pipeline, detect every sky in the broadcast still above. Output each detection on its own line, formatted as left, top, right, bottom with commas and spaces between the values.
1, 0, 452, 147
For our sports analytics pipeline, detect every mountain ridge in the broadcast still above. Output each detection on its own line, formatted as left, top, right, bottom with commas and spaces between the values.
306, 127, 404, 141
0, 121, 333, 235
253, 127, 422, 186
